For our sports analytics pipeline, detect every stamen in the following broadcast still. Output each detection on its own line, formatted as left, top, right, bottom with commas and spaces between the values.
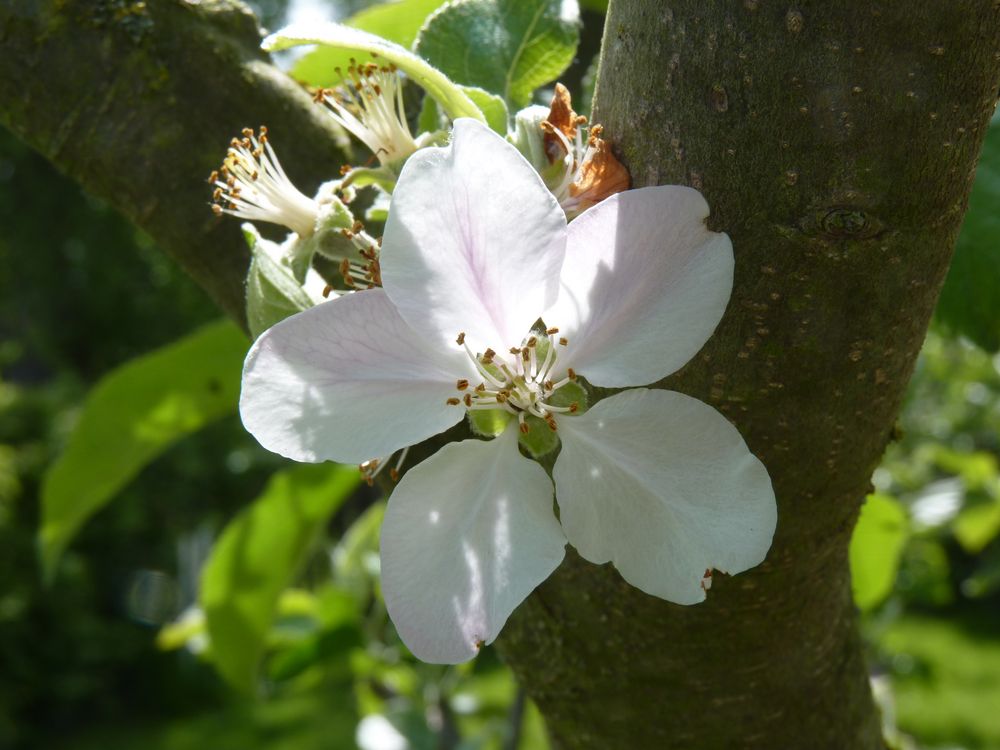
446, 397, 461, 406
361, 446, 409, 485
539, 338, 557, 379
454, 325, 584, 435
209, 127, 318, 237
318, 57, 420, 166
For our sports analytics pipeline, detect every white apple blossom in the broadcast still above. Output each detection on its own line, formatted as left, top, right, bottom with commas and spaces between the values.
239, 119, 776, 664
317, 58, 434, 167
211, 127, 321, 238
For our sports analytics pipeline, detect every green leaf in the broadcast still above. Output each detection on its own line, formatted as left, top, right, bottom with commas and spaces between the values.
417, 91, 444, 134
40, 320, 247, 580
201, 462, 361, 691
243, 226, 323, 339
849, 493, 909, 611
953, 501, 1000, 554
265, 23, 485, 123
415, 0, 580, 108
293, 0, 448, 87
458, 85, 509, 134
332, 500, 386, 605
936, 114, 1000, 351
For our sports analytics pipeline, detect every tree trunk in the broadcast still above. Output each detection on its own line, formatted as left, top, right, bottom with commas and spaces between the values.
493, 2, 1000, 748
0, 0, 346, 324
3, 1, 999, 748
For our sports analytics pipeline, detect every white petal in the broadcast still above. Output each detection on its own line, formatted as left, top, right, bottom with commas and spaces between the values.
547, 186, 734, 387
381, 118, 567, 353
380, 427, 566, 663
240, 289, 472, 464
553, 388, 776, 604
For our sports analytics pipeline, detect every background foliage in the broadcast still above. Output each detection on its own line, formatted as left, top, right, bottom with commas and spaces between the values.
0, 1, 998, 748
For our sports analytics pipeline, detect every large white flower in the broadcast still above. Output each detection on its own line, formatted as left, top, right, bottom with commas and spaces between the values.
240, 119, 776, 664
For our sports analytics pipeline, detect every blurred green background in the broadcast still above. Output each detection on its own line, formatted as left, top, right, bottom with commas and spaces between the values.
1, 1, 999, 749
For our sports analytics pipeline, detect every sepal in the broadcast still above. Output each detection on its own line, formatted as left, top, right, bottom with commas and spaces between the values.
242, 225, 329, 339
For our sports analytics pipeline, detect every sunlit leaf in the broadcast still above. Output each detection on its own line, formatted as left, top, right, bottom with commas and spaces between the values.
953, 500, 1000, 554
415, 0, 580, 108
458, 85, 509, 134
293, 0, 448, 87
849, 493, 909, 610
936, 113, 1000, 351
39, 320, 247, 580
265, 23, 485, 123
932, 447, 999, 490
267, 587, 363, 683
201, 462, 361, 691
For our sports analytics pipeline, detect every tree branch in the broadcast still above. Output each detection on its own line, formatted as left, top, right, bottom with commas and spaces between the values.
493, 2, 1000, 748
0, 0, 346, 325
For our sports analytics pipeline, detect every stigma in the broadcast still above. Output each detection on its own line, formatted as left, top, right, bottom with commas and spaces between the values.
209, 127, 320, 238
449, 328, 580, 433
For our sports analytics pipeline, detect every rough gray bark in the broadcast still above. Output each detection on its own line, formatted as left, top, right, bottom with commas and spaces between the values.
0, 0, 346, 324
493, 2, 1000, 748
3, 1, 1000, 748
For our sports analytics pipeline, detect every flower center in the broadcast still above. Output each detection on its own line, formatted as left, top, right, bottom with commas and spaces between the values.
447, 329, 580, 434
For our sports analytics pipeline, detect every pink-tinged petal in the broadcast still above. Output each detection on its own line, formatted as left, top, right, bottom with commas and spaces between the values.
381, 427, 566, 663
553, 389, 776, 604
381, 118, 566, 353
547, 186, 733, 387
240, 289, 473, 465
